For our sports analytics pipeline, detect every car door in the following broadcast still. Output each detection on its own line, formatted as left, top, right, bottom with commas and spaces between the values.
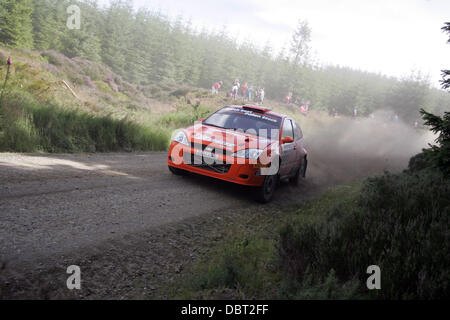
280, 119, 296, 177
292, 120, 304, 166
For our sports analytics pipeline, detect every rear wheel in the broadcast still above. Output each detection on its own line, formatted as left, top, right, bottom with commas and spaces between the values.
255, 174, 278, 203
168, 166, 187, 176
289, 165, 302, 185
289, 156, 307, 186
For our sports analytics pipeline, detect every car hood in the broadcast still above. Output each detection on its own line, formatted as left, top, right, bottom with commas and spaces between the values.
185, 124, 277, 152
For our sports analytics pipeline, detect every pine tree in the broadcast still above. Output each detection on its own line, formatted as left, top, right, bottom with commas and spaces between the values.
441, 22, 450, 90
100, 0, 134, 77
290, 20, 311, 66
182, 20, 202, 86
31, 0, 64, 51
60, 0, 102, 62
125, 9, 153, 84
288, 19, 312, 100
147, 12, 176, 83
0, 0, 34, 48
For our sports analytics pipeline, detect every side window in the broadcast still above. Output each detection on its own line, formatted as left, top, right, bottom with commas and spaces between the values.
293, 121, 303, 140
282, 119, 294, 139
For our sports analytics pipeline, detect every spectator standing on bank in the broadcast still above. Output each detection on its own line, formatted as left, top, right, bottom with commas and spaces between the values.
254, 87, 260, 102
241, 82, 248, 98
284, 93, 291, 104
232, 82, 239, 101
247, 85, 253, 101
211, 81, 222, 94
260, 88, 265, 104
394, 113, 399, 122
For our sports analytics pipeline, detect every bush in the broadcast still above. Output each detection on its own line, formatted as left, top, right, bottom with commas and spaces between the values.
186, 236, 279, 299
279, 109, 450, 299
279, 170, 450, 299
418, 109, 450, 176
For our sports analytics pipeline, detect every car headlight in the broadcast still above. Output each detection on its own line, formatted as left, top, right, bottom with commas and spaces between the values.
232, 149, 264, 160
173, 131, 189, 146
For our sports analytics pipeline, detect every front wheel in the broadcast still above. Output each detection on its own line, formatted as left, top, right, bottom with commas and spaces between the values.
255, 174, 278, 203
168, 166, 187, 176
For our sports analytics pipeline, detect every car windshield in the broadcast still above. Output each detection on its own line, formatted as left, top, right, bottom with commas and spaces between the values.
203, 107, 282, 139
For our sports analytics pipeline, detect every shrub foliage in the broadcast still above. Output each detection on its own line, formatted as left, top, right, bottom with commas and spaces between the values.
279, 109, 450, 299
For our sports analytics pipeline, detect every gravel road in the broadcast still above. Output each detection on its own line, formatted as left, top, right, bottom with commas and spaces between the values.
0, 152, 326, 299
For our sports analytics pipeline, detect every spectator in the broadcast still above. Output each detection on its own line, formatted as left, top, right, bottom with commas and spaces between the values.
211, 81, 222, 95
254, 87, 260, 102
260, 88, 265, 104
300, 106, 307, 117
232, 83, 239, 101
242, 82, 248, 98
284, 93, 291, 104
247, 85, 253, 101
394, 113, 399, 122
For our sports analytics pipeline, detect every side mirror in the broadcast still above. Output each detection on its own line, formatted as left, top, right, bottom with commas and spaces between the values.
199, 118, 206, 122
282, 136, 294, 144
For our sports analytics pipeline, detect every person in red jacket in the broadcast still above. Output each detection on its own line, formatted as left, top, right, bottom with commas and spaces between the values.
241, 82, 248, 98
211, 81, 223, 94
284, 93, 291, 104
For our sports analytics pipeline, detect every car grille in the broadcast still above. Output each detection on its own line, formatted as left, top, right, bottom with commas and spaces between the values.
183, 149, 231, 174
191, 143, 236, 156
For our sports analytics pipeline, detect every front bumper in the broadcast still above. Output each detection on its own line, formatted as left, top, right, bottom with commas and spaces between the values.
167, 142, 265, 187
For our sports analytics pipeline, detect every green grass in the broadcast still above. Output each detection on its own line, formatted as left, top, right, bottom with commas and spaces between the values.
0, 90, 170, 153
170, 184, 363, 300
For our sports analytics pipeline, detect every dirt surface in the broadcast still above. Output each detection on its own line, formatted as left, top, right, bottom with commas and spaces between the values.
0, 152, 328, 299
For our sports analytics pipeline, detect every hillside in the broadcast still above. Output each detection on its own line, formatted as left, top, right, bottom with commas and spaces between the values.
0, 46, 193, 118
0, 46, 322, 153
0, 46, 231, 152
0, 46, 317, 121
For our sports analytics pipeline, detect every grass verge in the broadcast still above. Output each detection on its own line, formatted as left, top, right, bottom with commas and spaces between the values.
169, 183, 363, 300
0, 90, 170, 153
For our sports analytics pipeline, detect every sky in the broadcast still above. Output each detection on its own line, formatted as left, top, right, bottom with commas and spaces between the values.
100, 0, 450, 87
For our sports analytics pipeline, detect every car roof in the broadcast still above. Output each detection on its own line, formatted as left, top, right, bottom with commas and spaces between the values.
227, 105, 286, 119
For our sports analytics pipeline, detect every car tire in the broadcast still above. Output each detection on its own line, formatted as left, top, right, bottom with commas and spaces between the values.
289, 165, 302, 185
255, 174, 278, 203
289, 157, 307, 186
301, 156, 308, 178
168, 166, 187, 176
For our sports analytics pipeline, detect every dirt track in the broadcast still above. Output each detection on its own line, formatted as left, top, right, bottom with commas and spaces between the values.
0, 152, 327, 299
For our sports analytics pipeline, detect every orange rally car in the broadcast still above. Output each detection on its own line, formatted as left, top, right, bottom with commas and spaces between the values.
168, 105, 308, 203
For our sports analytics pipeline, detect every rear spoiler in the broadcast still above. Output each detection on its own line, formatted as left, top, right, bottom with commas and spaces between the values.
242, 105, 271, 114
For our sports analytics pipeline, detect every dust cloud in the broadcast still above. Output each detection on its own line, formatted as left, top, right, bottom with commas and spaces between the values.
302, 110, 435, 185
